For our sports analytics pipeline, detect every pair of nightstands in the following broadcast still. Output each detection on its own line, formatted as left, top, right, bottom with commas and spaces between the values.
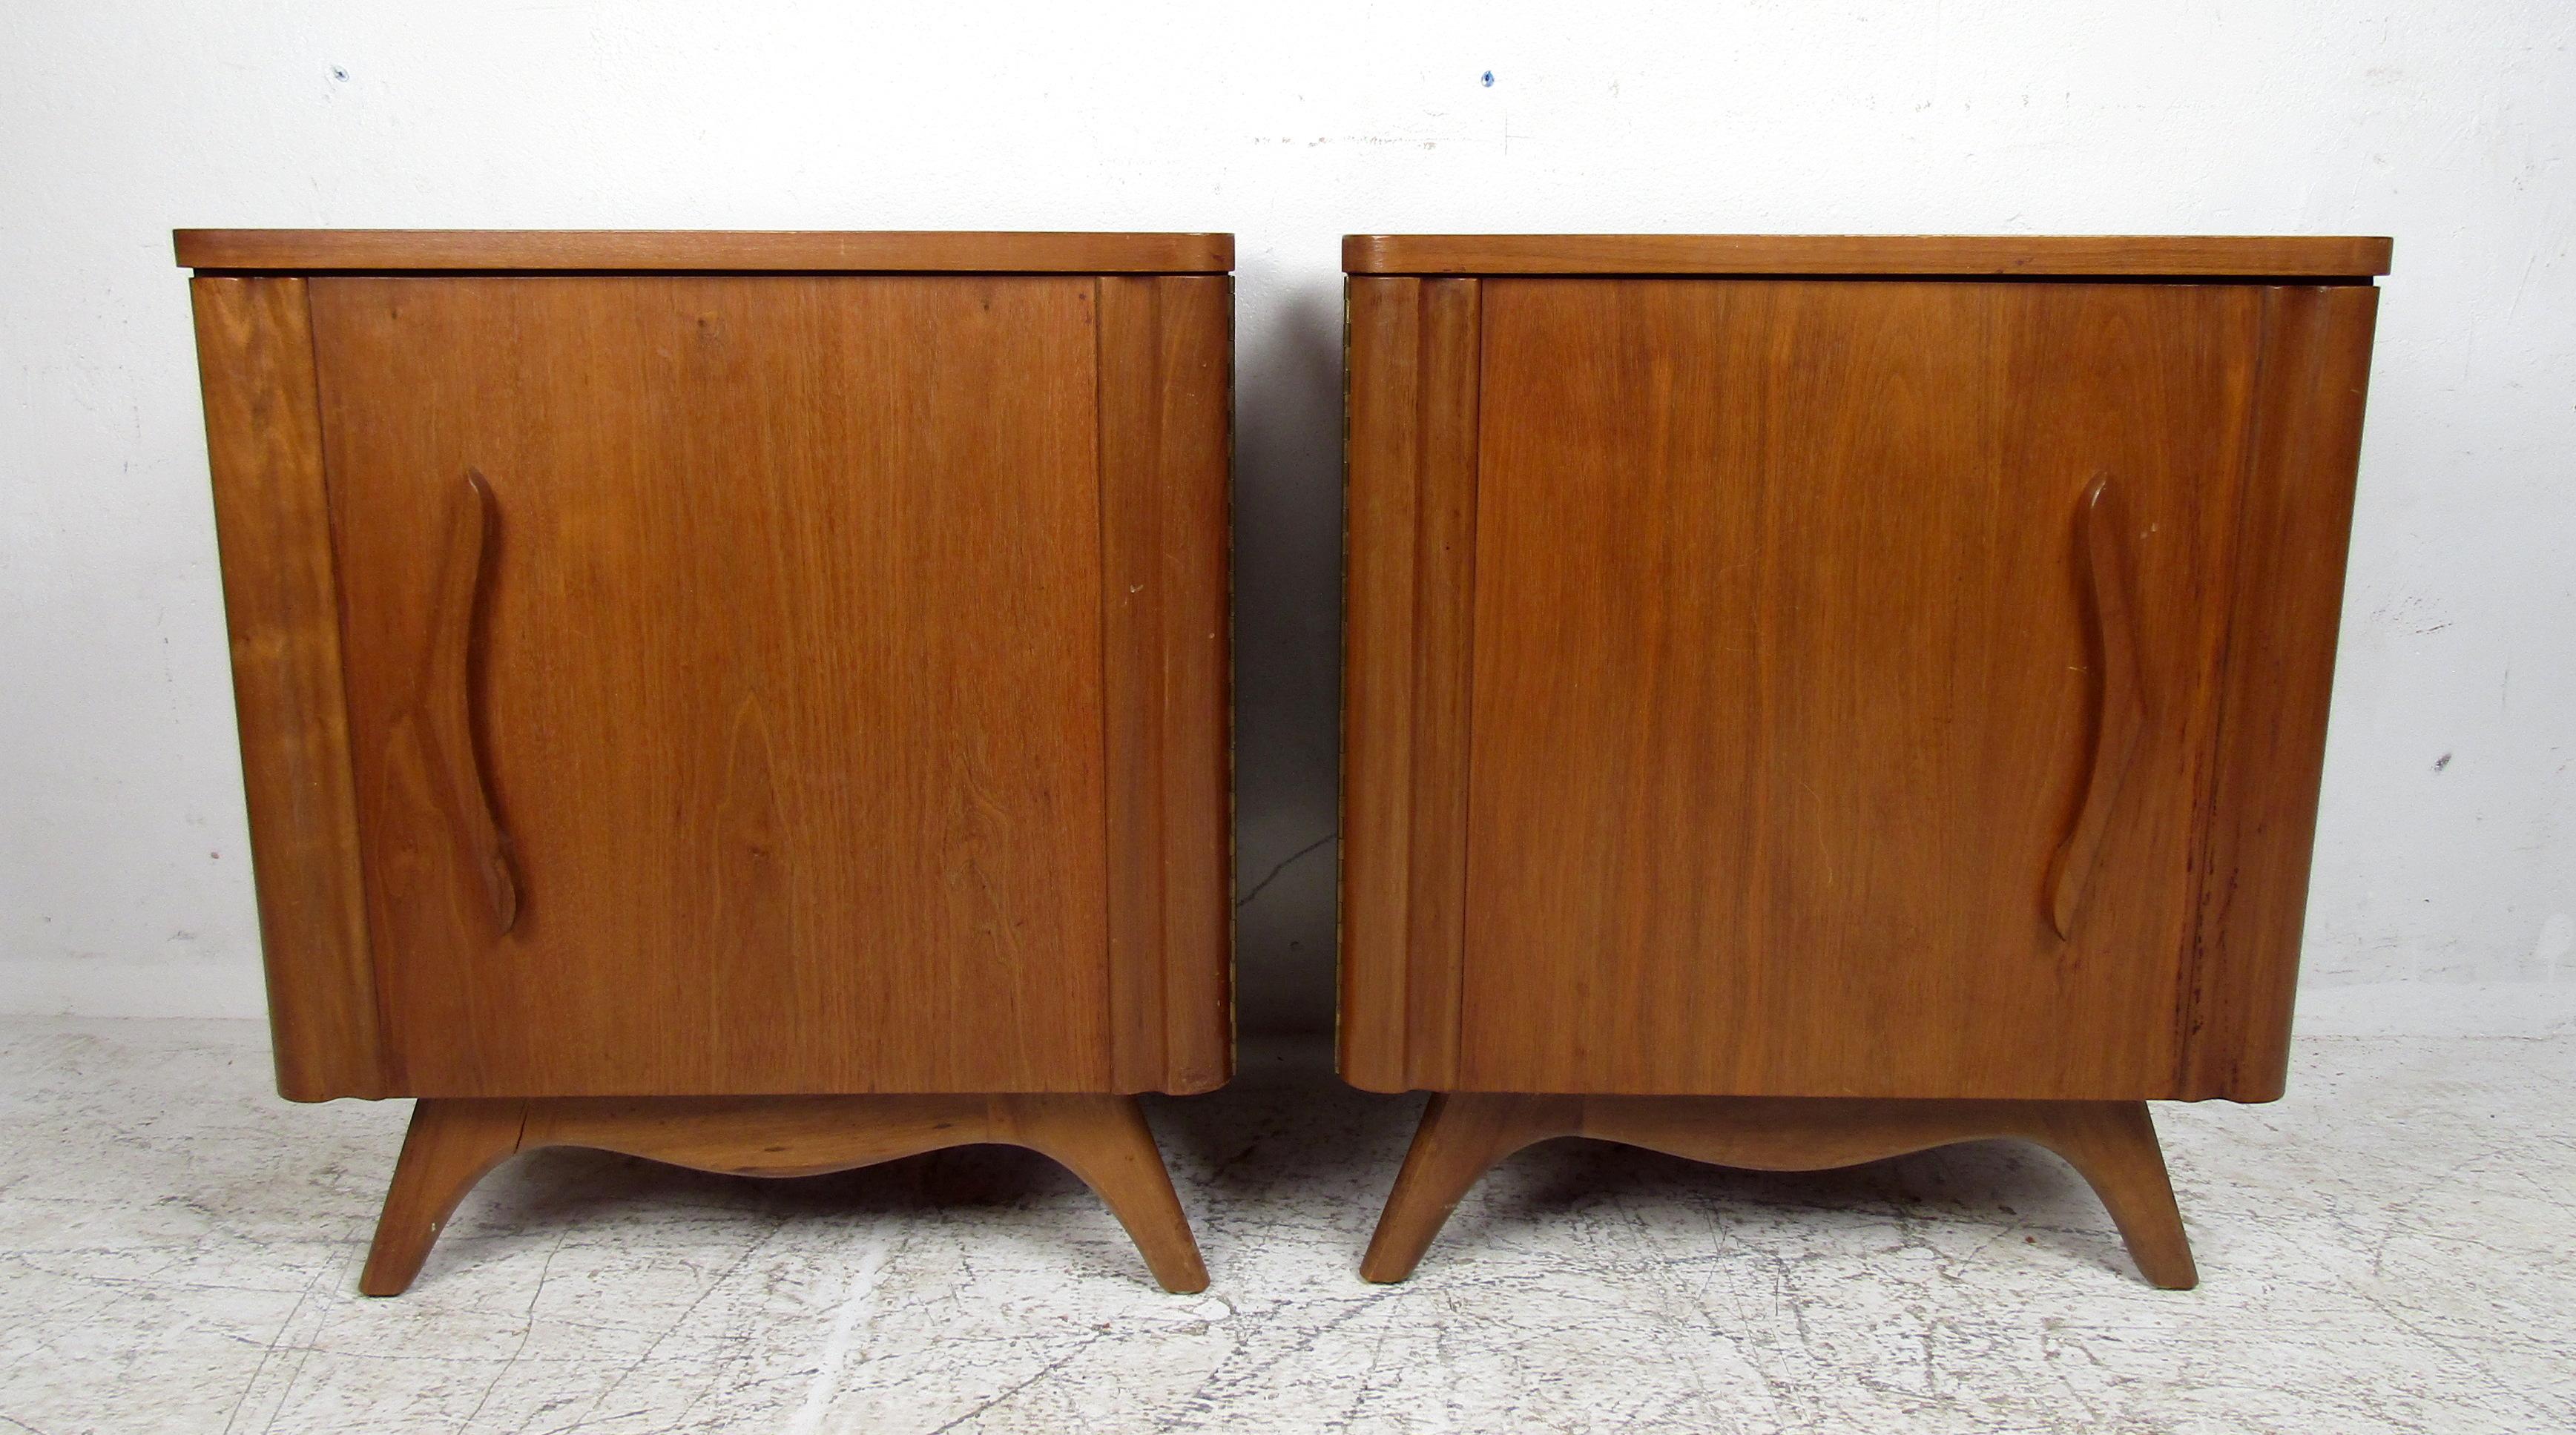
177, 228, 2385, 1293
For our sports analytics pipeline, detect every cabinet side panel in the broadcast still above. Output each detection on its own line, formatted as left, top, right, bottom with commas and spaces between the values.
1099, 277, 1170, 1091
1340, 277, 1423, 1090
2185, 286, 2381, 1101
1159, 276, 1235, 1094
1403, 280, 1481, 1089
188, 277, 386, 1101
1098, 276, 1236, 1094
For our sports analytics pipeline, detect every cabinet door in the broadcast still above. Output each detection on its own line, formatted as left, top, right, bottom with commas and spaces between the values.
307, 275, 1216, 1096
1443, 279, 2342, 1099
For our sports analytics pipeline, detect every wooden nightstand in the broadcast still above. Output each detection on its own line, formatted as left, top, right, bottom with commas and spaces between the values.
179, 229, 1234, 1294
1337, 234, 2388, 1287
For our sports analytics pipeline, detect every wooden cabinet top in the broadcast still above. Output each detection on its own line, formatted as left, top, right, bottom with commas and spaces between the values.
1343, 234, 2391, 278
175, 229, 1235, 274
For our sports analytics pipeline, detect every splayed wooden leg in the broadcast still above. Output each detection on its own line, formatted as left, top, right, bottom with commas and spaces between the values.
2015, 1100, 2197, 1289
1359, 1092, 2198, 1288
1360, 1093, 1577, 1283
1000, 1095, 1209, 1293
360, 1098, 528, 1296
357, 1092, 1208, 1295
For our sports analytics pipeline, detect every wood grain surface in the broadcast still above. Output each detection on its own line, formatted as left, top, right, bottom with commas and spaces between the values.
1337, 277, 1425, 1092
1337, 277, 1482, 1091
1343, 234, 2391, 278
312, 274, 1118, 1096
1097, 275, 1236, 1095
188, 277, 387, 1101
1342, 273, 2377, 1102
1465, 278, 2265, 1098
179, 229, 1233, 274
2180, 285, 2382, 1099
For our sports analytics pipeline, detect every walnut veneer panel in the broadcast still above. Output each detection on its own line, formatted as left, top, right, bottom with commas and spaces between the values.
309, 275, 1107, 1096
1339, 277, 1480, 1092
188, 277, 388, 1101
2182, 285, 2381, 1100
1461, 278, 2257, 1098
1098, 275, 1235, 1095
1340, 270, 2379, 1104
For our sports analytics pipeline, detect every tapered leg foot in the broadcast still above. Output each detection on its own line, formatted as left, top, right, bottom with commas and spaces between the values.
1357, 1093, 2200, 1288
360, 1098, 529, 1296
2025, 1101, 2198, 1289
1000, 1095, 1209, 1293
356, 1092, 1208, 1295
1360, 1094, 1575, 1282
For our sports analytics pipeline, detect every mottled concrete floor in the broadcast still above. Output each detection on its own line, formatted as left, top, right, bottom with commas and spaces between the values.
0, 1020, 2569, 1433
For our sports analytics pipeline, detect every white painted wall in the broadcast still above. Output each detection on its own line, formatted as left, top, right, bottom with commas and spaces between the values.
3, 1, 2569, 1035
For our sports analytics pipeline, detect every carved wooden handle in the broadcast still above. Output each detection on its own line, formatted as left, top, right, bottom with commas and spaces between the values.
2047, 475, 2146, 940
429, 469, 518, 934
